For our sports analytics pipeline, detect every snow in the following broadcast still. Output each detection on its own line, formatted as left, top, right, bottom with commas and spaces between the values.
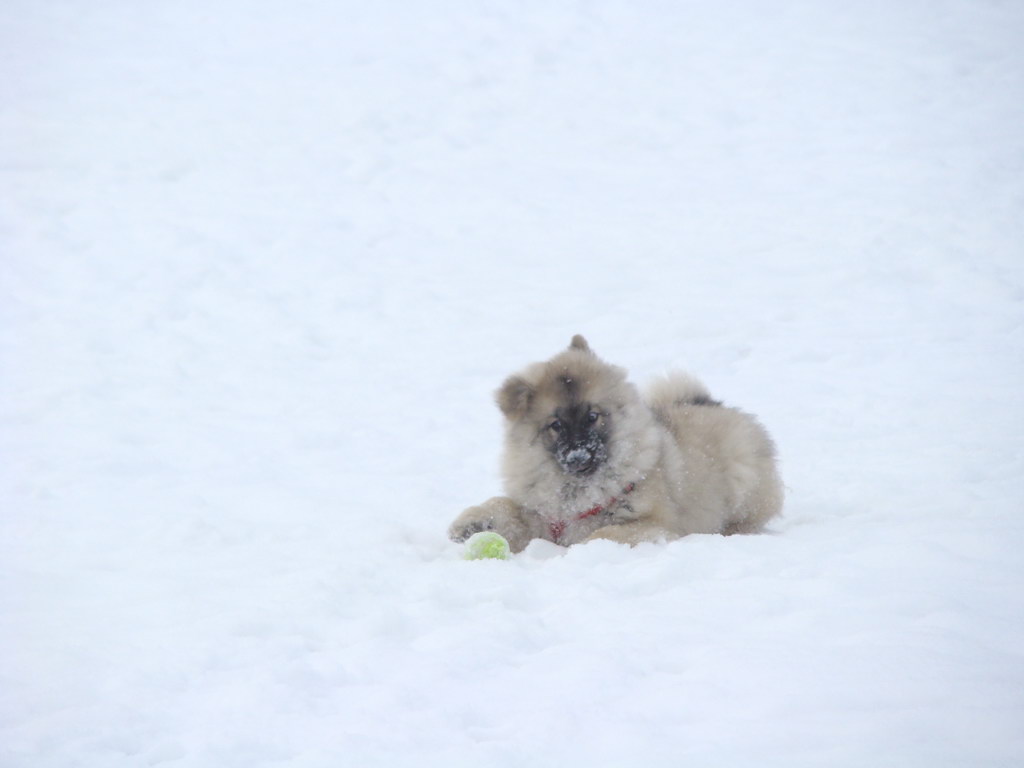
2, 1, 1023, 766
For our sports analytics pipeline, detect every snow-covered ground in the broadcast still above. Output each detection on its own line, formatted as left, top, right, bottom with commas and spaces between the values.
3, 1, 1023, 765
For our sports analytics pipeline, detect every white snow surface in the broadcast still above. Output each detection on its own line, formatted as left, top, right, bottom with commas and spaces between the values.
3, 2, 1024, 766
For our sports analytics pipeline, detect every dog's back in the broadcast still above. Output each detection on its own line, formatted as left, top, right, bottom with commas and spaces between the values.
646, 373, 783, 534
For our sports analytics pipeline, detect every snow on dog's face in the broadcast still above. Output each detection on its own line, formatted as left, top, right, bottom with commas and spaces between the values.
496, 335, 627, 478
544, 401, 608, 476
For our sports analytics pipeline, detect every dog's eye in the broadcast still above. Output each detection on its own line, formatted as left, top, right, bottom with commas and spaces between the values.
549, 420, 563, 433
587, 411, 600, 423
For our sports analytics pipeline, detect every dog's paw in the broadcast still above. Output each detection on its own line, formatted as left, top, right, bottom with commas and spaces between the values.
448, 501, 503, 543
448, 497, 539, 552
447, 516, 494, 543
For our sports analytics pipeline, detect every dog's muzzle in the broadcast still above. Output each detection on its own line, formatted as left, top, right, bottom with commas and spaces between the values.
557, 442, 606, 476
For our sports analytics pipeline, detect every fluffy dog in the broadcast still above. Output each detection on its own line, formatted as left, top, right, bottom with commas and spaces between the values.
449, 336, 783, 551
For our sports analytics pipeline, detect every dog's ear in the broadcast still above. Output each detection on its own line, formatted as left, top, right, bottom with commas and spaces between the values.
569, 334, 592, 354
496, 375, 534, 419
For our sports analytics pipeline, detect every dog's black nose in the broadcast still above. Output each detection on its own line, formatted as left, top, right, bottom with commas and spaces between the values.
562, 448, 595, 473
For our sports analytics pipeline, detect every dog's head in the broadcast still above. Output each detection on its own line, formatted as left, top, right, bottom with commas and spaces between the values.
496, 335, 629, 478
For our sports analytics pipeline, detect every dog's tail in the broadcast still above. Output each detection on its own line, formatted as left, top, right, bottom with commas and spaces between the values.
646, 373, 721, 421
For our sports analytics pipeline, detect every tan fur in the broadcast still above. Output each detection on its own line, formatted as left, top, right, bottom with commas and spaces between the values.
449, 337, 783, 551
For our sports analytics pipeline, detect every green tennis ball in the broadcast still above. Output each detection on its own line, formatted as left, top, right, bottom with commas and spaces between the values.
463, 531, 511, 560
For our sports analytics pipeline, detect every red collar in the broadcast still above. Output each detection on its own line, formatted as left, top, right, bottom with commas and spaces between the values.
549, 482, 637, 543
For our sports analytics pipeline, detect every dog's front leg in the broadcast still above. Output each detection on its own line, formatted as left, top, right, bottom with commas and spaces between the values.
448, 496, 545, 553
